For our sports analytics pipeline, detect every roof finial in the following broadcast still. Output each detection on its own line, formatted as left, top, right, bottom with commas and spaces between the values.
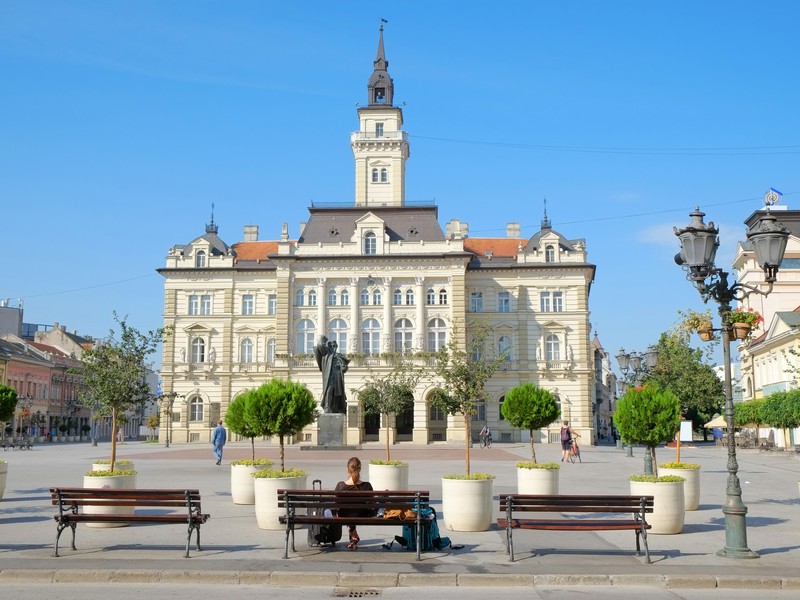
206, 202, 218, 234
542, 198, 551, 229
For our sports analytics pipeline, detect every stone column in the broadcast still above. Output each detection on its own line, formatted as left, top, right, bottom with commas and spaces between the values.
349, 277, 359, 352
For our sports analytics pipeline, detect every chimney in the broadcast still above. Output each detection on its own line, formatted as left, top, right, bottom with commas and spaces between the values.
445, 219, 469, 240
243, 225, 259, 242
54, 322, 59, 330
298, 222, 306, 238
507, 222, 521, 238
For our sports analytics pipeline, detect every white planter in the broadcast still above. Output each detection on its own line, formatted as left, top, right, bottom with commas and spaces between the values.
231, 463, 272, 504
254, 475, 308, 530
660, 467, 700, 511
441, 477, 494, 532
368, 463, 409, 491
630, 479, 685, 535
92, 461, 135, 472
82, 472, 137, 528
0, 461, 7, 499
517, 467, 559, 495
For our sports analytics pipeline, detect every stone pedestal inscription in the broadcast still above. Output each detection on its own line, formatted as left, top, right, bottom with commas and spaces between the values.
318, 413, 345, 447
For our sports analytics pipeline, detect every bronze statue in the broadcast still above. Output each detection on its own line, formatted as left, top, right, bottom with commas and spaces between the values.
314, 336, 350, 414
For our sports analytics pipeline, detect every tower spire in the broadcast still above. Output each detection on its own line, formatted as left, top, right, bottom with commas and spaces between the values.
206, 202, 218, 234
367, 19, 393, 106
542, 198, 551, 229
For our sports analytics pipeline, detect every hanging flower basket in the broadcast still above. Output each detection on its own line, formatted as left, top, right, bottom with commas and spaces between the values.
732, 323, 752, 340
697, 325, 714, 342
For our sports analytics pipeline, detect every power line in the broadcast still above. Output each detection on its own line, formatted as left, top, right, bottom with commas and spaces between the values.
21, 273, 158, 300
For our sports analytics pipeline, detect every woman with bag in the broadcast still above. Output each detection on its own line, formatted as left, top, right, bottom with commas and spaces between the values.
335, 457, 373, 550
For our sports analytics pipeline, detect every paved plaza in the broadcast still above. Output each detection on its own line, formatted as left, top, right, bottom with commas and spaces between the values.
1, 438, 799, 589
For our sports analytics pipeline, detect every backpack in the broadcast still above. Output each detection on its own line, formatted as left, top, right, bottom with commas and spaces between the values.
396, 507, 451, 551
561, 427, 571, 442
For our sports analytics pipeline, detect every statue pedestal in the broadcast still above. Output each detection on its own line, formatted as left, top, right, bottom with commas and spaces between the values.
318, 413, 345, 447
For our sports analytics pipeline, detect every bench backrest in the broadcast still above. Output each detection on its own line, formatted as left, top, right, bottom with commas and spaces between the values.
50, 487, 202, 509
499, 494, 654, 514
277, 489, 430, 512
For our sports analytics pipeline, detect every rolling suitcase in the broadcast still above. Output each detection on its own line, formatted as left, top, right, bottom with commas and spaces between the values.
307, 479, 342, 547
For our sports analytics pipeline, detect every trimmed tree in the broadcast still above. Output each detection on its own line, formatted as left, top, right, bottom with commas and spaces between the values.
245, 378, 318, 472
428, 321, 509, 477
501, 383, 560, 463
226, 391, 268, 460
614, 384, 681, 477
358, 361, 422, 462
76, 314, 166, 471
0, 385, 18, 440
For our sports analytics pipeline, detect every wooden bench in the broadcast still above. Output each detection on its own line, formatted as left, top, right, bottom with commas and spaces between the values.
498, 494, 654, 563
50, 487, 210, 558
278, 489, 430, 560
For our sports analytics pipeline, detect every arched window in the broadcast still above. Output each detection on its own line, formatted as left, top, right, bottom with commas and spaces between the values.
545, 245, 556, 262
372, 289, 382, 305
362, 318, 381, 356
545, 334, 560, 361
188, 397, 204, 422
328, 318, 348, 351
191, 338, 205, 363
363, 231, 377, 255
394, 318, 413, 352
405, 289, 414, 305
341, 289, 349, 306
372, 168, 379, 183
360, 289, 370, 305
427, 318, 447, 351
295, 289, 304, 306
328, 289, 337, 306
439, 289, 448, 305
307, 289, 317, 307
266, 338, 276, 364
393, 289, 403, 305
240, 338, 253, 363
296, 319, 315, 354
195, 250, 206, 268
380, 168, 388, 182
499, 395, 506, 421
498, 336, 512, 360
426, 288, 436, 305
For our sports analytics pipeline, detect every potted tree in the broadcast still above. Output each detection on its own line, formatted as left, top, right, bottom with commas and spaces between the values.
58, 422, 68, 443
248, 378, 318, 530
77, 314, 167, 526
429, 321, 508, 532
616, 384, 684, 534
80, 423, 91, 442
226, 391, 273, 505
0, 385, 18, 447
358, 361, 422, 490
501, 383, 561, 494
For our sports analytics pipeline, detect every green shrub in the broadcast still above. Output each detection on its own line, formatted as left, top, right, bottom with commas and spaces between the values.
442, 473, 495, 480
231, 459, 274, 467
629, 474, 685, 483
516, 461, 560, 470
369, 459, 407, 466
252, 468, 308, 479
659, 462, 700, 469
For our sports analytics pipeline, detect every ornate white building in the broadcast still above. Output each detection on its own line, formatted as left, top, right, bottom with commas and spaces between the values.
157, 28, 597, 446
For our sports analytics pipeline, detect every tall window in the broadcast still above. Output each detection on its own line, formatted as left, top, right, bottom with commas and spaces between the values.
200, 294, 212, 315
191, 338, 205, 363
266, 338, 276, 364
393, 289, 403, 305
268, 294, 277, 315
498, 336, 512, 360
553, 291, 563, 312
470, 292, 483, 313
296, 319, 315, 354
328, 319, 348, 351
426, 288, 436, 305
372, 168, 379, 183
363, 231, 377, 255
188, 295, 199, 315
540, 292, 551, 312
362, 319, 381, 356
430, 405, 445, 421
394, 318, 413, 352
372, 289, 382, 305
375, 122, 384, 137
380, 168, 388, 182
195, 250, 206, 268
498, 291, 510, 313
499, 395, 506, 421
405, 289, 414, 305
427, 318, 447, 351
328, 289, 337, 306
439, 289, 448, 305
188, 397, 204, 422
545, 245, 556, 262
295, 289, 304, 306
341, 289, 349, 306
545, 334, 560, 361
242, 294, 254, 315
240, 338, 253, 363
360, 289, 370, 305
308, 289, 317, 307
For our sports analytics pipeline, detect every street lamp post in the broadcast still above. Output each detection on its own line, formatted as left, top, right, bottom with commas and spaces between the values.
674, 202, 788, 560
159, 392, 181, 448
615, 346, 659, 471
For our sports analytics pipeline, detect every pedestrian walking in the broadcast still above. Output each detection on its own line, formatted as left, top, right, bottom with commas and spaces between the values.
212, 419, 227, 465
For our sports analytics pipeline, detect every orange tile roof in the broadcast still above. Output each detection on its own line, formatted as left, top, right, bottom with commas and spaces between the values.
463, 238, 525, 258
231, 241, 284, 262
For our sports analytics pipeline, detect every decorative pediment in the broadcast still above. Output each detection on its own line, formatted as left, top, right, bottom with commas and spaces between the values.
183, 323, 214, 333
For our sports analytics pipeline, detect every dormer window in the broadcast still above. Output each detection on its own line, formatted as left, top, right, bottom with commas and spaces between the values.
195, 250, 206, 268
545, 245, 556, 262
363, 231, 377, 255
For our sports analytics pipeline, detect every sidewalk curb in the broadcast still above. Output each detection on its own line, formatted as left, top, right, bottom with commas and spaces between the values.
2, 569, 799, 589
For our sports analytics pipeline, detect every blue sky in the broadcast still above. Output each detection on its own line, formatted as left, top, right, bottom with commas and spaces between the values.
2, 1, 799, 371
